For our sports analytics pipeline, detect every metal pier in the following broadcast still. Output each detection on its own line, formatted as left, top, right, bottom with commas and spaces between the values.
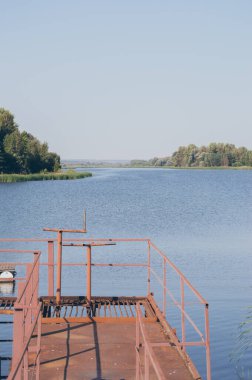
0, 232, 211, 380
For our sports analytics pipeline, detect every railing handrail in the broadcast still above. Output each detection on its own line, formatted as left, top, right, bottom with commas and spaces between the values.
149, 241, 207, 305
0, 237, 150, 242
0, 249, 39, 253
150, 266, 205, 341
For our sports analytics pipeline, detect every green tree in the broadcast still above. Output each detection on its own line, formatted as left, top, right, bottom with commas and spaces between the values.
156, 143, 252, 168
0, 108, 17, 140
0, 108, 61, 173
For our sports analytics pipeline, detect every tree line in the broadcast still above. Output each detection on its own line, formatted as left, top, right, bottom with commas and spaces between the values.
131, 143, 252, 167
0, 108, 60, 174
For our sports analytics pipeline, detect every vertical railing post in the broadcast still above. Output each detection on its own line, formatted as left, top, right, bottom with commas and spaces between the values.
33, 251, 40, 309
48, 240, 54, 297
147, 241, 151, 295
144, 346, 149, 380
180, 277, 186, 351
205, 304, 211, 380
86, 245, 92, 304
136, 304, 140, 380
23, 352, 29, 380
56, 231, 63, 305
24, 264, 32, 380
36, 310, 42, 380
25, 264, 32, 324
163, 258, 166, 318
12, 283, 25, 380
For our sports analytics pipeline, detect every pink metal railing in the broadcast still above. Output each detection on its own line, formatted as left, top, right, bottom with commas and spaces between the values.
135, 302, 166, 380
0, 237, 211, 380
3, 250, 42, 380
148, 241, 211, 380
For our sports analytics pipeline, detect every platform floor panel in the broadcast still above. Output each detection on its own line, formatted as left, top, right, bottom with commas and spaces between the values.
28, 321, 195, 380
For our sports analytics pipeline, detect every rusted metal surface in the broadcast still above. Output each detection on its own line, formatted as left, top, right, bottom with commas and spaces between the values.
0, 234, 211, 379
29, 317, 196, 380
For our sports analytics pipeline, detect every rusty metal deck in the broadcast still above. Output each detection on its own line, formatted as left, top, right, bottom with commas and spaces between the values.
1, 296, 202, 379
28, 299, 197, 380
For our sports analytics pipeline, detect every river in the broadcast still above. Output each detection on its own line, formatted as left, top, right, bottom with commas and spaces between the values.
0, 168, 252, 379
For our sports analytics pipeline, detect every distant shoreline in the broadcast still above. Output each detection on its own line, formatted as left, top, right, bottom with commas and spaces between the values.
0, 171, 92, 183
62, 163, 252, 170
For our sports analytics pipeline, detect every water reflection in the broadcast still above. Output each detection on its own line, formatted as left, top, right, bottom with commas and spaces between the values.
231, 306, 252, 379
0, 281, 15, 295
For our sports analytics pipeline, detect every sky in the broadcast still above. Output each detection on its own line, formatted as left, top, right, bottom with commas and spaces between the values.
0, 1, 252, 160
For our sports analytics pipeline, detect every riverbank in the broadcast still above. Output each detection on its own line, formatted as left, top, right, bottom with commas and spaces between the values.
62, 163, 252, 170
0, 171, 92, 183
131, 165, 252, 170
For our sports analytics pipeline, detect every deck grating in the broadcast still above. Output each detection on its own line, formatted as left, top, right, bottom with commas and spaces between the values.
41, 296, 155, 319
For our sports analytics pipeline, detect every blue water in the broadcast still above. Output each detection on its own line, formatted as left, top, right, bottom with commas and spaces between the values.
0, 168, 252, 379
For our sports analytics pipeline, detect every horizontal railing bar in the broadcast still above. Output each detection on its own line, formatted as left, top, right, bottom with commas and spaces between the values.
150, 267, 205, 341
149, 242, 207, 305
0, 262, 30, 266
0, 250, 38, 253
3, 277, 25, 281
178, 341, 206, 347
0, 238, 150, 242
0, 239, 50, 242
43, 228, 87, 233
39, 262, 148, 267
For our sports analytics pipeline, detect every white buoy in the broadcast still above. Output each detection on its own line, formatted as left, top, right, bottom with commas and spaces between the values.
0, 271, 13, 279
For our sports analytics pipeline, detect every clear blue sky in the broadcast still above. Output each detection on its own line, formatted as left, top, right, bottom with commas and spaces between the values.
1, 1, 252, 159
